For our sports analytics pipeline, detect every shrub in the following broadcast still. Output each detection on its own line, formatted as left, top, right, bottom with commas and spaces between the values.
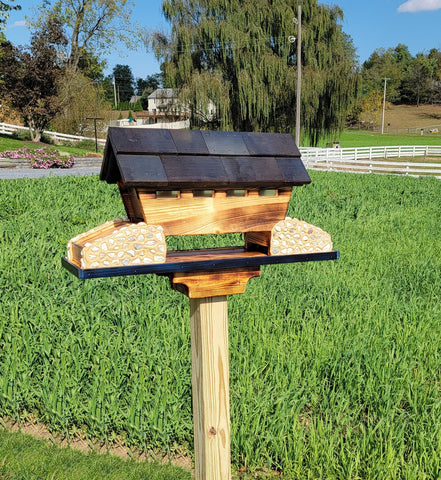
0, 146, 75, 169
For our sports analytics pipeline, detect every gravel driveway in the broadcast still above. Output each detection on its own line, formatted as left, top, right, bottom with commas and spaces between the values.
0, 158, 101, 180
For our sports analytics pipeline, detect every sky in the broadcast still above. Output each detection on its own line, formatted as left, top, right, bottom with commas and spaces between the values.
5, 0, 441, 81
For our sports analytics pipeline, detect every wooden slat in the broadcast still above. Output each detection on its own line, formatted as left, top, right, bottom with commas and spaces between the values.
172, 267, 260, 298
277, 157, 311, 185
116, 154, 168, 186
244, 231, 272, 254
190, 296, 231, 479
108, 127, 177, 154
242, 132, 300, 157
170, 129, 209, 154
221, 157, 285, 185
160, 155, 230, 187
138, 195, 290, 235
61, 249, 340, 279
201, 131, 249, 155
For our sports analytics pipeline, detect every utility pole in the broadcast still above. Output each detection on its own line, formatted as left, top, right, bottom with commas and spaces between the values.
381, 77, 390, 134
295, 3, 302, 146
113, 76, 117, 109
86, 117, 104, 152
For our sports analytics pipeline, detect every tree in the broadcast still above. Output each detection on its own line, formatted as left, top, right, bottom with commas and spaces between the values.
427, 49, 441, 104
77, 49, 106, 81
136, 73, 162, 95
149, 0, 358, 144
359, 89, 389, 129
401, 54, 437, 107
0, 17, 67, 141
137, 73, 162, 109
52, 68, 112, 135
361, 47, 403, 103
0, 0, 21, 33
111, 64, 134, 103
30, 0, 136, 71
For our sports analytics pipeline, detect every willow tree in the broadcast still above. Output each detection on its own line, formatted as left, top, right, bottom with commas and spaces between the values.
151, 0, 358, 144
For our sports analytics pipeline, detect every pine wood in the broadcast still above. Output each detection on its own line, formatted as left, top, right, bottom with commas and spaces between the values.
135, 192, 291, 235
171, 267, 260, 298
190, 296, 231, 480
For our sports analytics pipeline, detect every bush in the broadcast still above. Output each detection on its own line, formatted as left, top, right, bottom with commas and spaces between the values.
11, 129, 31, 141
0, 146, 75, 169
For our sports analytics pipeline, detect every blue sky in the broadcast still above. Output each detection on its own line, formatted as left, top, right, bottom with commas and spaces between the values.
5, 0, 441, 80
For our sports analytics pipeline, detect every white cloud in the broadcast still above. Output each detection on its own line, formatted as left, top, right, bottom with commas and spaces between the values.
11, 20, 27, 28
398, 0, 441, 12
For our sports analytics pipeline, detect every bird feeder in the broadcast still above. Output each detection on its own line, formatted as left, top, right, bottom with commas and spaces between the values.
62, 128, 338, 479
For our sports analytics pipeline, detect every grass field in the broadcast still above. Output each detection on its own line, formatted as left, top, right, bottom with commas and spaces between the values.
0, 171, 440, 478
0, 429, 190, 480
0, 133, 101, 157
325, 129, 441, 148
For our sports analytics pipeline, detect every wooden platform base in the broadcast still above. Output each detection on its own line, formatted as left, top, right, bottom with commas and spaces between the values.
171, 267, 260, 298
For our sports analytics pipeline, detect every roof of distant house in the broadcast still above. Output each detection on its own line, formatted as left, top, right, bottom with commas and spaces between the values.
148, 88, 177, 99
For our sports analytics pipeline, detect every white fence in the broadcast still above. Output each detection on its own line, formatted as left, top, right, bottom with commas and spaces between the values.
0, 122, 107, 146
0, 120, 191, 145
300, 145, 441, 178
110, 119, 190, 129
2, 123, 441, 178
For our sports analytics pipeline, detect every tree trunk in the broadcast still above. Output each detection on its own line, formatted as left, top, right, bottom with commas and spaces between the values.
28, 118, 42, 142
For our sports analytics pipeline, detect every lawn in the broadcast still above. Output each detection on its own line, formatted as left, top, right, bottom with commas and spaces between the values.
0, 429, 190, 480
326, 129, 441, 148
0, 172, 440, 478
0, 133, 101, 158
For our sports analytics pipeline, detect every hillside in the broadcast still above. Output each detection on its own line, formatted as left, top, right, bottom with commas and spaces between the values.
384, 104, 441, 130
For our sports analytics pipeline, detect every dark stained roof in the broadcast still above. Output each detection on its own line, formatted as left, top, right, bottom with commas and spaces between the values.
100, 128, 311, 189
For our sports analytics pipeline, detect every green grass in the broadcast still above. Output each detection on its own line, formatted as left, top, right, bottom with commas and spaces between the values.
318, 129, 441, 148
0, 134, 99, 157
0, 429, 190, 480
0, 172, 441, 478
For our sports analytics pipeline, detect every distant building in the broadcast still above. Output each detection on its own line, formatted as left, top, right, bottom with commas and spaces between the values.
147, 88, 187, 116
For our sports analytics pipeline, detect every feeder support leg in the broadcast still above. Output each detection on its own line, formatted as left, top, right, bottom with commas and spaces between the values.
190, 296, 231, 480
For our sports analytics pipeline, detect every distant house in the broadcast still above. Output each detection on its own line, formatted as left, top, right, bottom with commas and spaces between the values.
147, 88, 187, 115
147, 88, 216, 125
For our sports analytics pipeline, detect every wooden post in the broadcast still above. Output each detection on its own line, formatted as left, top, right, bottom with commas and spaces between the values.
190, 296, 231, 480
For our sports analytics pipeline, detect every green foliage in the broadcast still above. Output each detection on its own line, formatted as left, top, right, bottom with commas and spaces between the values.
0, 17, 67, 142
112, 64, 135, 103
132, 99, 143, 112
153, 0, 358, 144
361, 45, 441, 106
31, 0, 137, 71
0, 172, 441, 478
53, 69, 112, 136
0, 0, 21, 32
0, 429, 191, 480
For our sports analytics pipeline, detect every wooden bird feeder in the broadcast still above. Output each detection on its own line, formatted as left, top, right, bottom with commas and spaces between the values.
62, 128, 338, 479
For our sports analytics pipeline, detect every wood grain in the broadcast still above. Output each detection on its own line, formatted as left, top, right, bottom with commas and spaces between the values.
190, 296, 231, 480
171, 267, 260, 298
137, 194, 290, 235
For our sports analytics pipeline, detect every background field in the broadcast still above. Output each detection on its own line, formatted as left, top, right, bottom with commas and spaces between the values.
0, 172, 440, 478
